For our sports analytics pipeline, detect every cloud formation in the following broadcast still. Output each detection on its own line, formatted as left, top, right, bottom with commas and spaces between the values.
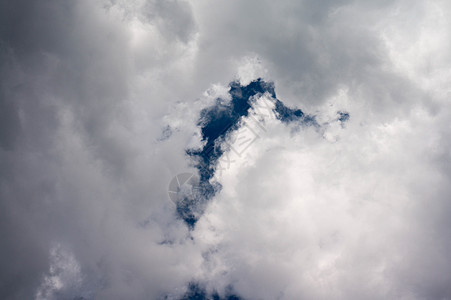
1, 0, 451, 299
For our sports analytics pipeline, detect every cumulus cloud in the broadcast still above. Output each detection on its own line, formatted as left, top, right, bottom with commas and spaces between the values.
1, 0, 451, 299
193, 90, 451, 299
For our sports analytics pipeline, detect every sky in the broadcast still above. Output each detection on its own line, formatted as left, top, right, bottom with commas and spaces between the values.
1, 0, 451, 299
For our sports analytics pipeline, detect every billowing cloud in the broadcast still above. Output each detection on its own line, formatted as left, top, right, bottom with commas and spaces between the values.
1, 0, 450, 299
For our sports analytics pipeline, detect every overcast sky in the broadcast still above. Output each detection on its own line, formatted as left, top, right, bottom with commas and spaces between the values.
1, 0, 451, 299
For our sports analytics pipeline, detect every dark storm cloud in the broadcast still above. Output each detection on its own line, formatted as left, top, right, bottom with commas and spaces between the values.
0, 0, 199, 299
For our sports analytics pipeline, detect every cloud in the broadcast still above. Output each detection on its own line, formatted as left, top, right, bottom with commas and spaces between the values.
0, 0, 451, 299
193, 94, 451, 298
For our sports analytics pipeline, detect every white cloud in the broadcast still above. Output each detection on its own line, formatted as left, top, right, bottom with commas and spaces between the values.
194, 86, 451, 299
35, 244, 84, 300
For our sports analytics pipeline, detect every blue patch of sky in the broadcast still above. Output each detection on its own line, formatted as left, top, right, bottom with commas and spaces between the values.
337, 111, 350, 123
178, 79, 346, 228
174, 282, 242, 300
170, 79, 350, 300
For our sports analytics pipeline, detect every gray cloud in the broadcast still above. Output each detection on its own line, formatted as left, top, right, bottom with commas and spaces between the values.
1, 0, 451, 299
